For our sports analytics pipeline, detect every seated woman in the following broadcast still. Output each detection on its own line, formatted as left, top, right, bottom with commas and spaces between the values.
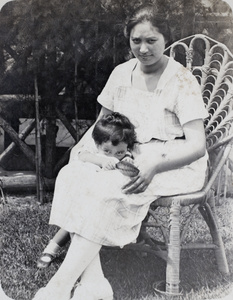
1, 3, 209, 300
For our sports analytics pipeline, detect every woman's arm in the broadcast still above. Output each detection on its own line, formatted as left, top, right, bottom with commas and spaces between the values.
78, 106, 119, 169
122, 118, 206, 194
96, 107, 113, 121
154, 119, 206, 173
69, 107, 113, 162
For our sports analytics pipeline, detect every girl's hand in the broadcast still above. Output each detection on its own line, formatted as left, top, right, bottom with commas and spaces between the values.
121, 156, 134, 164
102, 157, 119, 170
121, 161, 156, 194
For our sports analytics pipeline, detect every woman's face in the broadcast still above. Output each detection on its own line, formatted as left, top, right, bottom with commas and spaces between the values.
129, 21, 166, 66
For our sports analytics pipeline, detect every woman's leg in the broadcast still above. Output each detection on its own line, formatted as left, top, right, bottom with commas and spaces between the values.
80, 253, 104, 283
72, 253, 113, 299
34, 234, 101, 300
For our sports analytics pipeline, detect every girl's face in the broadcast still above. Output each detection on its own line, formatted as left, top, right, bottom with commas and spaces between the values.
98, 141, 128, 160
130, 21, 166, 67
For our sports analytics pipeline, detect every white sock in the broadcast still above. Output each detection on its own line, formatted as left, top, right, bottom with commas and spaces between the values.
43, 240, 61, 256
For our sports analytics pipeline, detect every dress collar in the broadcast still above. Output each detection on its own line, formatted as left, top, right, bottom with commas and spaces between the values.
130, 56, 181, 92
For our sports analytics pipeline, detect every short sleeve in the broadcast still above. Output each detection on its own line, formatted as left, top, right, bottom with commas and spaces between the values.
97, 59, 137, 110
97, 66, 121, 111
174, 68, 209, 125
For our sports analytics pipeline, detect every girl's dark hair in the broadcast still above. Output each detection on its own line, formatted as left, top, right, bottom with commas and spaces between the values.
124, 4, 171, 43
92, 112, 137, 150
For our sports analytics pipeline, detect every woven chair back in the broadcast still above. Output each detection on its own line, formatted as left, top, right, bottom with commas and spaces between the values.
164, 34, 233, 153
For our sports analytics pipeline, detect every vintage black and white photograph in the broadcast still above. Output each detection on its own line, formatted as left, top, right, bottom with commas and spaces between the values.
0, 0, 233, 299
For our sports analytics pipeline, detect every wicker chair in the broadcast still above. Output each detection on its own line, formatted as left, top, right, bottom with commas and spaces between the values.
122, 34, 233, 295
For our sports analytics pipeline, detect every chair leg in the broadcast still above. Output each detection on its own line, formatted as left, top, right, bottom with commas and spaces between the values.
166, 200, 181, 295
199, 203, 229, 274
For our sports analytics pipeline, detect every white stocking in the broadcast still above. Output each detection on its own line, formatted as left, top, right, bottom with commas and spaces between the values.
73, 253, 113, 299
80, 253, 105, 284
44, 234, 101, 299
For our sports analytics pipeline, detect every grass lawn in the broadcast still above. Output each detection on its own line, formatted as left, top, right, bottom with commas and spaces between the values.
0, 192, 233, 300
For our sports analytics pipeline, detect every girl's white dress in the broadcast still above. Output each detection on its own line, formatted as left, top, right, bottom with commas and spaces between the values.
49, 57, 209, 247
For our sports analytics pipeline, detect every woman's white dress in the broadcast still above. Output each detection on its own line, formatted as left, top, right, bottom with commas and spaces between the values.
49, 57, 209, 247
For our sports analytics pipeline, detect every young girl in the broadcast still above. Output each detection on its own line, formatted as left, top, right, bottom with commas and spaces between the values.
37, 112, 137, 269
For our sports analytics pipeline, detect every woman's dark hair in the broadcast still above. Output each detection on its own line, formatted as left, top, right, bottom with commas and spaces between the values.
92, 112, 137, 150
124, 4, 171, 43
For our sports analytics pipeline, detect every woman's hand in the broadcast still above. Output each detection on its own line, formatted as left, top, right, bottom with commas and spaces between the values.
121, 161, 156, 194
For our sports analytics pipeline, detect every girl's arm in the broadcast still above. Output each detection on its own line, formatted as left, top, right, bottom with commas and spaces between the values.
122, 118, 206, 194
79, 151, 119, 169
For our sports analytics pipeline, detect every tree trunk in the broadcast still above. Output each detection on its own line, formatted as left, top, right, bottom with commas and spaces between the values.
43, 45, 58, 178
53, 147, 72, 176
44, 104, 57, 178
182, 0, 195, 38
34, 74, 44, 203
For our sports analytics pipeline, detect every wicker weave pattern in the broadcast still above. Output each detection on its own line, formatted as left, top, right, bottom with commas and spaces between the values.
165, 34, 233, 152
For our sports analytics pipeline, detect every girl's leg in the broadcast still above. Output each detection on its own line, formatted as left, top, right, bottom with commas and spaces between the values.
37, 228, 70, 269
34, 234, 101, 300
53, 228, 71, 246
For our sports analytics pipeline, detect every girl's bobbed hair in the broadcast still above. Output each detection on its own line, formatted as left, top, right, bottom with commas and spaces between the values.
92, 112, 137, 150
124, 4, 171, 43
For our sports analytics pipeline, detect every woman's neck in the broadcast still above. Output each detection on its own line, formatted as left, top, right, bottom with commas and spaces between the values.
132, 55, 169, 91
139, 55, 168, 75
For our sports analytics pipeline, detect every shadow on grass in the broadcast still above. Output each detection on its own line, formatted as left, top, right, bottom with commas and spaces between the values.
0, 193, 233, 300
